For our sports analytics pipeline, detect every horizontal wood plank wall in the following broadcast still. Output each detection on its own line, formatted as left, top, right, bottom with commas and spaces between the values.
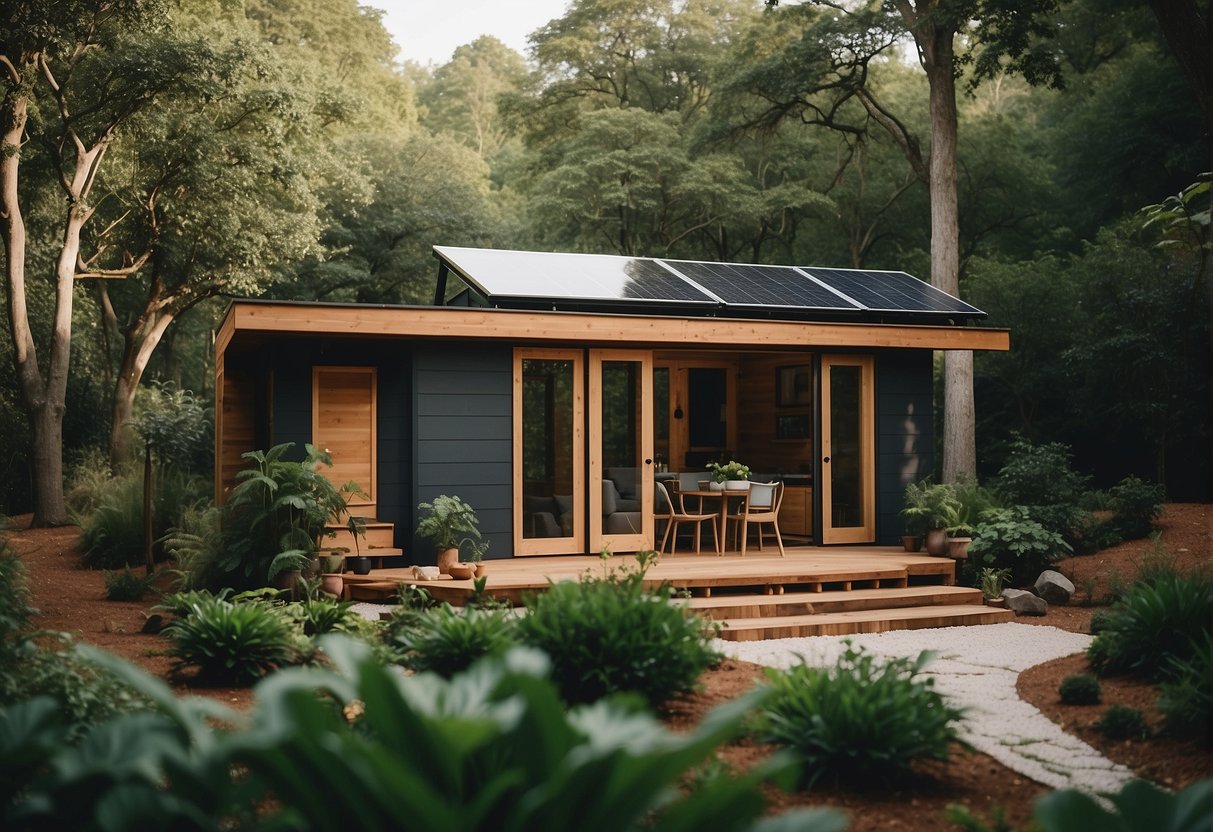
876, 350, 935, 544
737, 353, 814, 474
412, 345, 513, 561
313, 367, 377, 511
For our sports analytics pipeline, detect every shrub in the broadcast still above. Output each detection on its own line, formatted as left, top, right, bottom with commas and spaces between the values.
1108, 476, 1165, 540
1034, 778, 1212, 832
990, 436, 1090, 510
1087, 570, 1213, 680
102, 568, 158, 601
1058, 674, 1101, 705
2, 640, 847, 832
1089, 609, 1116, 635
160, 503, 224, 591
393, 605, 518, 678
1157, 633, 1213, 743
756, 642, 965, 788
968, 507, 1072, 586
517, 554, 719, 708
1096, 704, 1149, 740
290, 596, 365, 637
1069, 512, 1122, 555
164, 595, 300, 684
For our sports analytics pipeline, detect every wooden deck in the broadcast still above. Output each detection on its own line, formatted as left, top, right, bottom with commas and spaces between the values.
343, 546, 1013, 638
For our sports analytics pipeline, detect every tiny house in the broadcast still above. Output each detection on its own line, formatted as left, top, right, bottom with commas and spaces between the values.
215, 247, 1008, 562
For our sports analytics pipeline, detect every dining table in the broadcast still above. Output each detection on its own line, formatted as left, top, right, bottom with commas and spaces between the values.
676, 488, 750, 552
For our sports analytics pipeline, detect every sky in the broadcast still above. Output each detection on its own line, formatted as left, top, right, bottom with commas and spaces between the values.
366, 1, 571, 67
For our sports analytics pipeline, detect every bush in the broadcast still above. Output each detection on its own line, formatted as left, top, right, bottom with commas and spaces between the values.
517, 554, 719, 708
1087, 569, 1213, 680
968, 507, 1072, 586
1, 639, 847, 832
1097, 704, 1149, 740
1157, 633, 1212, 743
1108, 476, 1165, 540
1089, 609, 1116, 635
393, 605, 518, 678
1058, 674, 1101, 705
164, 595, 300, 684
102, 568, 158, 601
1069, 512, 1122, 555
1034, 778, 1212, 832
756, 642, 965, 788
990, 436, 1090, 510
290, 595, 366, 638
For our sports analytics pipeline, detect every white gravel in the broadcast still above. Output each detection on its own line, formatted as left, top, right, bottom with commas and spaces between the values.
718, 622, 1137, 795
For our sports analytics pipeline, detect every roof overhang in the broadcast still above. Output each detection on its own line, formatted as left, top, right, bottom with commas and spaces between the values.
216, 300, 1009, 361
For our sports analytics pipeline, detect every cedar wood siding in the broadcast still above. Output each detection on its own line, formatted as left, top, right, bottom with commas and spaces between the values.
875, 350, 935, 544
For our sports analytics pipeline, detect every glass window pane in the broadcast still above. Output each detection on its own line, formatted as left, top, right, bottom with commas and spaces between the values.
829, 365, 863, 529
522, 359, 574, 539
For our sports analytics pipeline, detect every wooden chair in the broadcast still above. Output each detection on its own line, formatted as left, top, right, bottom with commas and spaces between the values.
655, 481, 720, 555
726, 481, 785, 556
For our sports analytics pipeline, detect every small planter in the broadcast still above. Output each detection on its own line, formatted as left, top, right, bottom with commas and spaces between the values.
474, 562, 487, 579
709, 481, 726, 492
984, 595, 1006, 608
437, 547, 459, 575
725, 480, 750, 491
320, 573, 344, 597
925, 528, 949, 556
448, 563, 474, 580
900, 534, 923, 552
348, 556, 372, 575
947, 536, 972, 559
272, 569, 302, 599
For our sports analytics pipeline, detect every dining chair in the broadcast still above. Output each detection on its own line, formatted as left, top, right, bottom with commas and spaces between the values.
655, 481, 720, 555
726, 481, 785, 556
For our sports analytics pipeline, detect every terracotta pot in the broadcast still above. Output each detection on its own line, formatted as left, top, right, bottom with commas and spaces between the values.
437, 547, 459, 575
947, 536, 972, 559
925, 528, 949, 556
984, 596, 1006, 607
320, 573, 344, 597
448, 563, 474, 580
272, 569, 301, 599
474, 562, 487, 579
900, 535, 923, 553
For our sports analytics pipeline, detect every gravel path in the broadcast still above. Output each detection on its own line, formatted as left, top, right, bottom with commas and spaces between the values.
718, 622, 1137, 795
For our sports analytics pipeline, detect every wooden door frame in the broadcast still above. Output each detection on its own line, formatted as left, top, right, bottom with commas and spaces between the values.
589, 349, 654, 553
512, 349, 585, 556
820, 354, 875, 545
312, 365, 377, 511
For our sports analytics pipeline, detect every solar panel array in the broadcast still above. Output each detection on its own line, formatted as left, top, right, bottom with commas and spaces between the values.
434, 246, 985, 319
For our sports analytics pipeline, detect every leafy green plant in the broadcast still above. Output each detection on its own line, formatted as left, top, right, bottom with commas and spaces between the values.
102, 568, 158, 601
1034, 777, 1212, 832
392, 605, 518, 678
517, 554, 719, 707
1058, 674, 1101, 705
968, 507, 1072, 586
900, 478, 961, 535
1157, 632, 1212, 742
707, 459, 751, 482
978, 567, 1012, 600
1087, 569, 1213, 680
163, 595, 300, 684
1096, 704, 1149, 740
946, 804, 1016, 832
990, 435, 1090, 511
415, 494, 488, 558
756, 642, 966, 788
290, 596, 365, 638
1088, 609, 1116, 635
2, 639, 848, 832
1108, 476, 1166, 540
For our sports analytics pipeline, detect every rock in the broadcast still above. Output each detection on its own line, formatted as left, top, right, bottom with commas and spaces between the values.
1003, 588, 1048, 616
140, 613, 165, 634
1034, 570, 1075, 605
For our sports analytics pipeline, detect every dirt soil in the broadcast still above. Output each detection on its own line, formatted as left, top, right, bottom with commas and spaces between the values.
6, 503, 1210, 829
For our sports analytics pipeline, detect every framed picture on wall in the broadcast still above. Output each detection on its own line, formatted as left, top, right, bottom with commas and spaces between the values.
776, 365, 812, 408
775, 414, 810, 440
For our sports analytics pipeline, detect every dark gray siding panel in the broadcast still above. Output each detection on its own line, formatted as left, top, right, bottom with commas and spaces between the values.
412, 345, 514, 560
875, 351, 935, 544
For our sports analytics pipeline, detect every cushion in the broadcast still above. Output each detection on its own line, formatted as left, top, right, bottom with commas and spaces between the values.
601, 479, 619, 516
606, 467, 639, 498
553, 494, 573, 518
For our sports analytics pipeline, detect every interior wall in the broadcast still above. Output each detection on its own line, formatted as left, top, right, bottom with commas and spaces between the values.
736, 353, 814, 476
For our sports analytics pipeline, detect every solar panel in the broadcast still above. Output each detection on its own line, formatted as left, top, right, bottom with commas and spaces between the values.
434, 246, 715, 306
800, 267, 984, 317
661, 261, 861, 312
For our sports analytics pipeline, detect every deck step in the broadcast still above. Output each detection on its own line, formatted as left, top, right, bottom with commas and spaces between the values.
687, 586, 983, 620
717, 604, 1015, 641
346, 581, 400, 602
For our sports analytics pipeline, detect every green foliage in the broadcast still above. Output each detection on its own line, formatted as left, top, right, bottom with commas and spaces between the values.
517, 556, 720, 708
1096, 704, 1149, 741
72, 459, 208, 570
978, 567, 1012, 600
415, 494, 487, 557
988, 437, 1091, 543
708, 460, 752, 483
2, 639, 847, 832
217, 443, 362, 590
968, 507, 1072, 586
756, 642, 965, 788
392, 605, 518, 678
289, 596, 365, 638
900, 479, 962, 535
1088, 609, 1115, 635
130, 381, 211, 473
1058, 674, 1101, 706
1157, 633, 1213, 743
164, 595, 299, 684
946, 803, 1016, 832
1107, 476, 1166, 540
102, 569, 158, 602
1087, 570, 1213, 680
1033, 778, 1212, 832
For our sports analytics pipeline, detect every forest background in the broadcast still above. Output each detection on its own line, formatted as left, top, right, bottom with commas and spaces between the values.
0, 0, 1208, 518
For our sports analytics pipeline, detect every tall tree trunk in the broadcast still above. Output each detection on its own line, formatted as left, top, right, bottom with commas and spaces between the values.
110, 310, 176, 468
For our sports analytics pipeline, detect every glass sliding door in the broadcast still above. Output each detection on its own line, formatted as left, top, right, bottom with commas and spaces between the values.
589, 350, 653, 553
514, 350, 584, 556
821, 355, 875, 544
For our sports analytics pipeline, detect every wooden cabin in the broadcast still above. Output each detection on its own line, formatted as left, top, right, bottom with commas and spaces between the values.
215, 247, 1008, 566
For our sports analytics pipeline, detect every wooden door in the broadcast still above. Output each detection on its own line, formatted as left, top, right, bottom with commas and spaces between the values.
589, 350, 654, 553
312, 367, 377, 514
820, 355, 875, 544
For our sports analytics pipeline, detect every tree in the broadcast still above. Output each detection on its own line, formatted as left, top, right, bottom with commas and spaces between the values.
0, 0, 216, 525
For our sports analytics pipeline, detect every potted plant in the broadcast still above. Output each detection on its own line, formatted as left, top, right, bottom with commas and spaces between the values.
318, 551, 345, 597
978, 567, 1011, 606
946, 520, 974, 559
416, 495, 484, 575
708, 460, 751, 491
900, 479, 960, 556
345, 515, 372, 575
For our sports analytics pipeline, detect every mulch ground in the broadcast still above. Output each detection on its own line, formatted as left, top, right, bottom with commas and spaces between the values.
5, 502, 1210, 829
